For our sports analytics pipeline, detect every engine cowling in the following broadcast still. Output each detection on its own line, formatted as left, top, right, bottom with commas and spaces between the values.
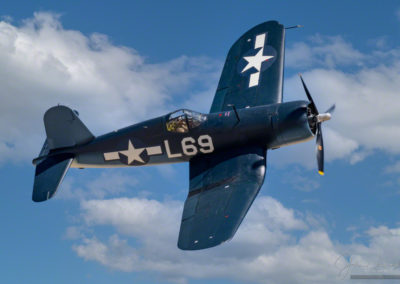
268, 100, 315, 149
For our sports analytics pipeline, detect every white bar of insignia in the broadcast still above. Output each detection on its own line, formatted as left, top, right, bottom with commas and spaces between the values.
249, 72, 260, 87
146, 146, 162, 155
104, 152, 119, 160
254, 33, 266, 49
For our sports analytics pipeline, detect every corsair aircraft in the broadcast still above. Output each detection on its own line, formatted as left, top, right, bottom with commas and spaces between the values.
32, 21, 334, 250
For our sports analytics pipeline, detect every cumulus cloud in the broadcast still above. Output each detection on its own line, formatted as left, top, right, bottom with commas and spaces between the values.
336, 226, 400, 278
65, 193, 400, 284
279, 31, 400, 168
385, 161, 400, 174
60, 171, 135, 200
286, 35, 365, 69
2, 11, 398, 284
280, 37, 400, 166
69, 196, 345, 284
0, 12, 219, 163
74, 235, 139, 272
1, 12, 399, 169
288, 67, 400, 155
263, 47, 399, 173
66, 193, 400, 284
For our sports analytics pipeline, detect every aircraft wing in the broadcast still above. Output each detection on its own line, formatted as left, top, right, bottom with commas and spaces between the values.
210, 21, 285, 113
178, 147, 266, 250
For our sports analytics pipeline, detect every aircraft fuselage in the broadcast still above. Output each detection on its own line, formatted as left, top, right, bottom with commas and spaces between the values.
61, 100, 314, 168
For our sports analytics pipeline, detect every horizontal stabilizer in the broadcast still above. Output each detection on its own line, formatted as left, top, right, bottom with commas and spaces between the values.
32, 154, 73, 202
44, 105, 94, 149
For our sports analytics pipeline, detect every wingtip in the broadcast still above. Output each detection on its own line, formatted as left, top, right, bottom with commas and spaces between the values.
318, 171, 324, 176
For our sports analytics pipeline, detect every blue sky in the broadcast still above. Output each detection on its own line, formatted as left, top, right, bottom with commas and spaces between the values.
1, 1, 400, 283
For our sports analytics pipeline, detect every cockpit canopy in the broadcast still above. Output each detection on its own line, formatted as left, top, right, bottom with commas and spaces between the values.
166, 109, 207, 133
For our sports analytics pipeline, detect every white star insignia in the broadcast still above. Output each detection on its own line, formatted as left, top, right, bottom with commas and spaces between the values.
241, 48, 274, 73
119, 140, 145, 164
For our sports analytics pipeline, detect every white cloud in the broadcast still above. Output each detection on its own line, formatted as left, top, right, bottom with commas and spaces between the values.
69, 195, 349, 284
74, 235, 139, 272
286, 35, 365, 69
280, 33, 400, 165
246, 196, 307, 230
297, 68, 400, 153
385, 161, 400, 174
1, 12, 399, 170
264, 43, 395, 170
67, 195, 400, 283
60, 171, 135, 200
280, 58, 400, 166
0, 12, 218, 164
324, 128, 359, 162
81, 197, 182, 242
349, 149, 373, 165
3, 11, 399, 284
337, 226, 400, 277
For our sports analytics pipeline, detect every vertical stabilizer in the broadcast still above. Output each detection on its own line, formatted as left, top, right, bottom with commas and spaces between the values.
44, 105, 94, 149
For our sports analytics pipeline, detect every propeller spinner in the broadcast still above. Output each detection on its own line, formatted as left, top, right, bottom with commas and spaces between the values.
299, 74, 335, 175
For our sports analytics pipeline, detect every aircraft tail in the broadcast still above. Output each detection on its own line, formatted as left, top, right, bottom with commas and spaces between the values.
44, 105, 94, 150
32, 105, 94, 202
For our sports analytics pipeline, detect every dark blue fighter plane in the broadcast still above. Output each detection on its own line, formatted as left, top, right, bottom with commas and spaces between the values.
32, 21, 334, 250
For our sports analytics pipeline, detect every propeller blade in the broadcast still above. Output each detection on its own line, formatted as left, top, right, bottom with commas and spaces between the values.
325, 104, 336, 114
316, 123, 324, 175
299, 74, 319, 114
298, 75, 330, 175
